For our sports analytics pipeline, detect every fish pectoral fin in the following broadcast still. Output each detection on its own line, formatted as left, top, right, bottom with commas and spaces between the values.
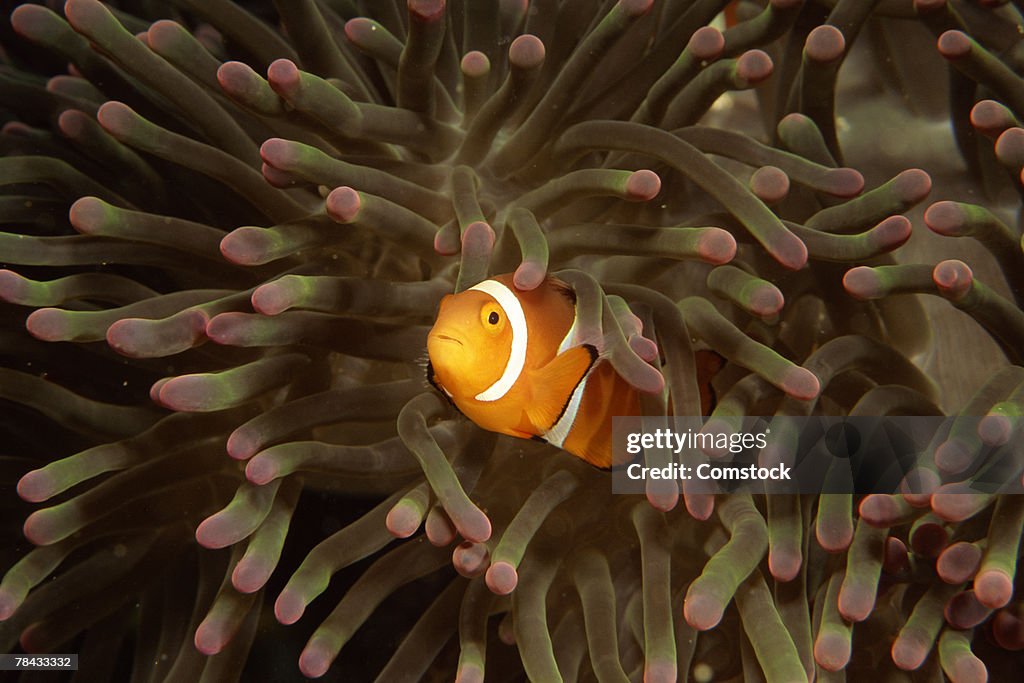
523, 344, 597, 430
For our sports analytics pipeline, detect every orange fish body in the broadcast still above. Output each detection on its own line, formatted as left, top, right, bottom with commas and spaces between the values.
724, 1, 741, 29
559, 361, 640, 467
426, 274, 639, 468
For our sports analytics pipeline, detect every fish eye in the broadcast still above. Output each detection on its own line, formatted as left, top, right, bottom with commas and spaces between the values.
480, 303, 504, 332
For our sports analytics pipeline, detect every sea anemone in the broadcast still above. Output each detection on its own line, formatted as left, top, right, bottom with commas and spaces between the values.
1, 0, 1022, 681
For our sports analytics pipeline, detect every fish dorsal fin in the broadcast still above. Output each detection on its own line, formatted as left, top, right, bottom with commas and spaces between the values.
524, 344, 597, 430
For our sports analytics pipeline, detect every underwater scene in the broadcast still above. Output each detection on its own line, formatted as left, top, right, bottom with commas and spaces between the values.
1, 0, 1023, 681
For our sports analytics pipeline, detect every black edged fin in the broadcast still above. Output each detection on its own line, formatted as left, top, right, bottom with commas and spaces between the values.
695, 349, 726, 415
572, 436, 612, 469
426, 359, 439, 391
426, 360, 461, 413
549, 276, 576, 305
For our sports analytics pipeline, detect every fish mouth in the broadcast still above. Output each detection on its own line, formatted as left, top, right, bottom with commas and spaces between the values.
433, 333, 463, 347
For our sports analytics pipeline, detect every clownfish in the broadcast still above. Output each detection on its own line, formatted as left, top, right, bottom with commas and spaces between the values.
426, 274, 721, 469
